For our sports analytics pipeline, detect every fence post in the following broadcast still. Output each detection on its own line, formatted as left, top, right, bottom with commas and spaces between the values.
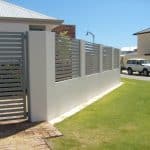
112, 47, 114, 70
119, 49, 121, 69
99, 44, 103, 73
46, 32, 55, 84
80, 40, 86, 76
28, 31, 48, 122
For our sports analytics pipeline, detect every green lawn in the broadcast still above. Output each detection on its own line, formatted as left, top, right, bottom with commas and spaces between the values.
47, 78, 150, 150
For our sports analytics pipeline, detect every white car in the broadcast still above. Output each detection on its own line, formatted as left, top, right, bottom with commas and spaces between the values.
125, 58, 150, 76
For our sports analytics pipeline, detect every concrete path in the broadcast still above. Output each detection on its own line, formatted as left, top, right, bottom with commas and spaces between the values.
0, 121, 62, 150
121, 71, 150, 81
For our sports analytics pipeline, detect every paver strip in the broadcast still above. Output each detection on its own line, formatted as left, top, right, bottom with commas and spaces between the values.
0, 121, 62, 150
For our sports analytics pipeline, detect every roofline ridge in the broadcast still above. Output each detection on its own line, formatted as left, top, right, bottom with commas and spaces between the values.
0, 0, 57, 20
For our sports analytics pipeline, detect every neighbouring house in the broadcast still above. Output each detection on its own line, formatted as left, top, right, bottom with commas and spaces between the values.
0, 0, 63, 32
0, 1, 120, 124
52, 24, 76, 38
133, 28, 150, 60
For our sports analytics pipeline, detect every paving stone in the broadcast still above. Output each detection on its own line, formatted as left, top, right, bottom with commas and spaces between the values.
0, 121, 62, 150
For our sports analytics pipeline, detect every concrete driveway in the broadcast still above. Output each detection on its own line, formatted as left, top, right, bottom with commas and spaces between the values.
121, 71, 150, 81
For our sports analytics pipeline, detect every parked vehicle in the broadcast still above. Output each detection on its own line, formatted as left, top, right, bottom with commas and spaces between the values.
125, 58, 150, 76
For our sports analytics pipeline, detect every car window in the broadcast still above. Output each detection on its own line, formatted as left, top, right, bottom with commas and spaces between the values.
137, 61, 141, 64
127, 60, 139, 64
140, 60, 144, 64
132, 60, 136, 64
143, 60, 150, 64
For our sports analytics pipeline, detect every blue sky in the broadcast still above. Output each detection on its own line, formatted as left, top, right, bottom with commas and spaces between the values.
8, 0, 150, 48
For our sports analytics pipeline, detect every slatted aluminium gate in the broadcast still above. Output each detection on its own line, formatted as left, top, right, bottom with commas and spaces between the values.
0, 32, 29, 123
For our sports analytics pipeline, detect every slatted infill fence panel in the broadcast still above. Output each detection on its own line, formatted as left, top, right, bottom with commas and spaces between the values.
102, 46, 113, 71
0, 32, 27, 122
55, 35, 80, 82
113, 48, 120, 69
85, 42, 99, 75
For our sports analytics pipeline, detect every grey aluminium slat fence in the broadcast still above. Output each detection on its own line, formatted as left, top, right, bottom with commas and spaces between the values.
85, 42, 99, 75
55, 35, 80, 82
113, 48, 120, 69
102, 46, 113, 71
55, 35, 120, 82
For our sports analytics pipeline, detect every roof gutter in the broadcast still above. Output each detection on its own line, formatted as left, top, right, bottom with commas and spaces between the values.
0, 17, 64, 25
133, 31, 150, 35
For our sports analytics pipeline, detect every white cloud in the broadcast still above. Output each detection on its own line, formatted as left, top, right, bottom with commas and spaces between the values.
121, 46, 137, 51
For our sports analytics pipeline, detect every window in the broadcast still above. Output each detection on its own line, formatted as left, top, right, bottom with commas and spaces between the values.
29, 25, 46, 31
137, 61, 141, 65
127, 60, 137, 64
132, 60, 136, 64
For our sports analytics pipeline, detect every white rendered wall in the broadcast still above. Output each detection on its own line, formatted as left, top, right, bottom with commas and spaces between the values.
28, 31, 48, 122
47, 70, 120, 121
28, 31, 120, 122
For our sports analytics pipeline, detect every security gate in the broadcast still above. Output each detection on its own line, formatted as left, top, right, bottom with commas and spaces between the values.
0, 32, 28, 123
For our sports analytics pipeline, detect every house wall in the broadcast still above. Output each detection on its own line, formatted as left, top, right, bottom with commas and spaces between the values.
138, 33, 150, 59
28, 31, 120, 122
0, 22, 28, 32
0, 22, 56, 32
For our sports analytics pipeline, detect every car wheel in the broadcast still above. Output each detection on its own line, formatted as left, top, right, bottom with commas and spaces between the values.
128, 68, 133, 75
143, 69, 149, 76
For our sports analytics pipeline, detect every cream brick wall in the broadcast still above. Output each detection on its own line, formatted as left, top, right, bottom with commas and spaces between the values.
137, 33, 150, 58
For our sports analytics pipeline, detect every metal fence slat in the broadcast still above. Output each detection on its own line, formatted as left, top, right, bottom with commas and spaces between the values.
0, 83, 21, 88
0, 108, 24, 113
0, 103, 24, 109
0, 112, 25, 118
0, 87, 23, 92
0, 116, 25, 122
0, 100, 24, 105
0, 91, 23, 97
0, 96, 23, 100
0, 79, 22, 83
0, 48, 22, 51
0, 35, 22, 38
55, 35, 80, 82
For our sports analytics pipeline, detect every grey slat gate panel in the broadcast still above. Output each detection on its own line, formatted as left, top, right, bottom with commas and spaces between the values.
0, 32, 28, 122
